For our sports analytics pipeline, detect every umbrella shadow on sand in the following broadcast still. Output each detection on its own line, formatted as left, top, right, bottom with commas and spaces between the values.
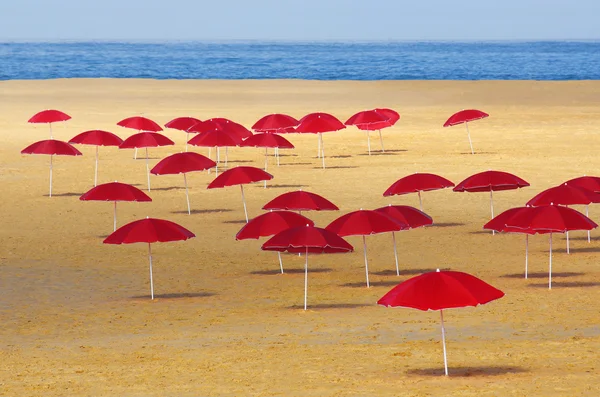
222, 219, 247, 225
372, 268, 450, 277
527, 281, 600, 288
43, 192, 83, 197
428, 222, 465, 228
313, 165, 359, 170
250, 268, 333, 275
459, 151, 498, 155
501, 271, 584, 279
171, 208, 233, 215
553, 246, 600, 254
267, 184, 307, 189
287, 303, 372, 310
341, 280, 405, 288
130, 292, 216, 300
357, 149, 407, 156
566, 235, 600, 242
152, 186, 187, 191
407, 365, 528, 377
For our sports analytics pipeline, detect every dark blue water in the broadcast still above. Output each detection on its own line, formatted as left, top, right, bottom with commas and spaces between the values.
1, 41, 599, 81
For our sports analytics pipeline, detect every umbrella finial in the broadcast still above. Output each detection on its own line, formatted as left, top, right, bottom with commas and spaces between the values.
436, 268, 441, 272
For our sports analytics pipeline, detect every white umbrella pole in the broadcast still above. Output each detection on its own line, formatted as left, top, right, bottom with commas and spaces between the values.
215, 147, 219, 176
264, 148, 268, 188
240, 184, 248, 223
525, 234, 529, 279
317, 135, 321, 158
304, 247, 309, 310
184, 173, 191, 215
440, 309, 449, 376
549, 233, 553, 290
49, 123, 53, 139
418, 191, 423, 211
278, 252, 284, 274
586, 205, 591, 243
378, 129, 385, 152
225, 147, 228, 167
49, 155, 53, 197
490, 190, 495, 235
321, 134, 326, 169
392, 232, 399, 276
186, 132, 189, 152
465, 122, 474, 155
94, 146, 99, 187
276, 147, 280, 166
363, 235, 370, 288
113, 201, 117, 232
148, 243, 154, 300
367, 131, 371, 155
134, 147, 138, 160
566, 231, 570, 254
145, 147, 150, 192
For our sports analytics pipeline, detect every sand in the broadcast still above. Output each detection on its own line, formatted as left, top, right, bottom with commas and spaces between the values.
0, 79, 599, 396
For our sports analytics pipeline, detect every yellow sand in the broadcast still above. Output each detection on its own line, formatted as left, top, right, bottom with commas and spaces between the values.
0, 79, 599, 396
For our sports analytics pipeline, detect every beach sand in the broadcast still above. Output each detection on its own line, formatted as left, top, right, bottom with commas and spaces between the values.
0, 79, 599, 396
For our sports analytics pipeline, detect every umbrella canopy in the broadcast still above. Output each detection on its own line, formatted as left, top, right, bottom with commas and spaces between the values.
29, 110, 71, 139
252, 113, 299, 133
384, 173, 455, 211
374, 108, 400, 125
564, 176, 600, 193
103, 217, 195, 299
374, 205, 433, 229
345, 110, 392, 154
240, 133, 295, 171
443, 109, 489, 155
151, 152, 216, 215
117, 116, 163, 132
326, 209, 406, 287
378, 269, 504, 376
69, 130, 124, 186
207, 166, 274, 222
262, 225, 353, 310
187, 129, 242, 147
165, 117, 202, 131
21, 139, 82, 197
295, 112, 346, 169
263, 190, 339, 212
189, 118, 252, 140
526, 183, 600, 207
80, 181, 152, 231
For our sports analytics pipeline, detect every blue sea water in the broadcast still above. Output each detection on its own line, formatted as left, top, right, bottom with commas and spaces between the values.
0, 41, 599, 81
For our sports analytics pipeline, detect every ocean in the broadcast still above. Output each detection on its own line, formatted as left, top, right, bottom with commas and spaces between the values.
1, 41, 599, 81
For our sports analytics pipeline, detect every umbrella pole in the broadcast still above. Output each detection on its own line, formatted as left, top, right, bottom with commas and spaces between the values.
440, 309, 449, 376
145, 147, 150, 192
225, 147, 228, 167
490, 190, 495, 235
215, 147, 219, 176
184, 173, 191, 215
392, 232, 399, 276
418, 191, 423, 211
186, 132, 189, 152
566, 231, 570, 254
276, 147, 280, 166
278, 252, 284, 274
113, 201, 117, 232
49, 155, 53, 197
525, 234, 528, 279
304, 247, 309, 310
264, 148, 268, 188
148, 243, 154, 300
134, 147, 138, 160
317, 135, 321, 158
240, 184, 248, 223
586, 205, 591, 243
549, 233, 553, 290
378, 129, 385, 152
321, 134, 326, 169
94, 146, 99, 187
49, 123, 53, 139
367, 131, 371, 155
465, 121, 474, 155
363, 235, 370, 288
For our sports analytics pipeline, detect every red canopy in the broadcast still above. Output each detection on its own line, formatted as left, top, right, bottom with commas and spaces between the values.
564, 176, 600, 193
236, 211, 314, 240
240, 133, 294, 149
454, 171, 529, 192
28, 109, 71, 124
117, 116, 163, 132
21, 139, 82, 156
187, 129, 241, 148
119, 132, 174, 149
165, 117, 202, 131
443, 109, 489, 127
384, 172, 455, 211
263, 190, 338, 212
69, 130, 123, 147
252, 113, 299, 133
374, 205, 433, 229
374, 108, 400, 125
295, 112, 346, 133
189, 118, 252, 140
526, 183, 600, 207
344, 110, 391, 129
151, 152, 216, 175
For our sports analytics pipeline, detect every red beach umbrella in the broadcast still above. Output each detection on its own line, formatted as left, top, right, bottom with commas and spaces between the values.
252, 113, 299, 133
345, 110, 392, 154
262, 225, 353, 310
240, 133, 294, 170
443, 109, 489, 155
378, 269, 504, 376
263, 190, 339, 213
117, 116, 163, 132
150, 152, 216, 215
454, 170, 530, 221
207, 166, 274, 222
295, 112, 346, 169
69, 130, 124, 186
374, 204, 433, 275
326, 209, 406, 287
165, 117, 202, 151
501, 205, 597, 288
190, 119, 252, 140
21, 139, 82, 197
188, 129, 241, 174
374, 108, 400, 125
80, 181, 152, 231
28, 109, 71, 139
119, 132, 175, 192
103, 217, 195, 299
236, 210, 314, 273
384, 173, 455, 211
564, 176, 600, 242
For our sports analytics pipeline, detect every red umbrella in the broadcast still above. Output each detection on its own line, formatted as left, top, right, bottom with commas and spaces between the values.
80, 181, 152, 231
28, 109, 71, 139
252, 113, 299, 133
117, 116, 163, 160
384, 173, 455, 211
374, 204, 433, 275
188, 129, 241, 174
262, 225, 353, 310
240, 133, 294, 171
454, 170, 530, 221
119, 132, 175, 192
345, 110, 392, 154
295, 112, 346, 169
564, 176, 600, 242
501, 205, 597, 288
207, 166, 274, 222
103, 217, 195, 299
150, 152, 216, 214
262, 190, 339, 213
374, 108, 400, 125
189, 118, 252, 140
378, 269, 504, 376
326, 209, 406, 287
69, 130, 124, 186
236, 210, 314, 273
443, 109, 489, 155
21, 139, 82, 197
165, 117, 202, 151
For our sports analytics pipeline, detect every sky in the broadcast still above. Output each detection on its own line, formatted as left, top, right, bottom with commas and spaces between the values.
0, 0, 598, 42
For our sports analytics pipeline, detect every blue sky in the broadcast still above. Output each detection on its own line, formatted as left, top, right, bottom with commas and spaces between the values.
1, 0, 598, 41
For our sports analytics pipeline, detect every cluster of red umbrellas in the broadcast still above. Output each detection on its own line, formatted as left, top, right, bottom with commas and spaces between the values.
345, 108, 400, 155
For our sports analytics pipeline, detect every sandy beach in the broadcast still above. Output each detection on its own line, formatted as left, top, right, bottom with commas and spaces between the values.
1, 79, 599, 396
